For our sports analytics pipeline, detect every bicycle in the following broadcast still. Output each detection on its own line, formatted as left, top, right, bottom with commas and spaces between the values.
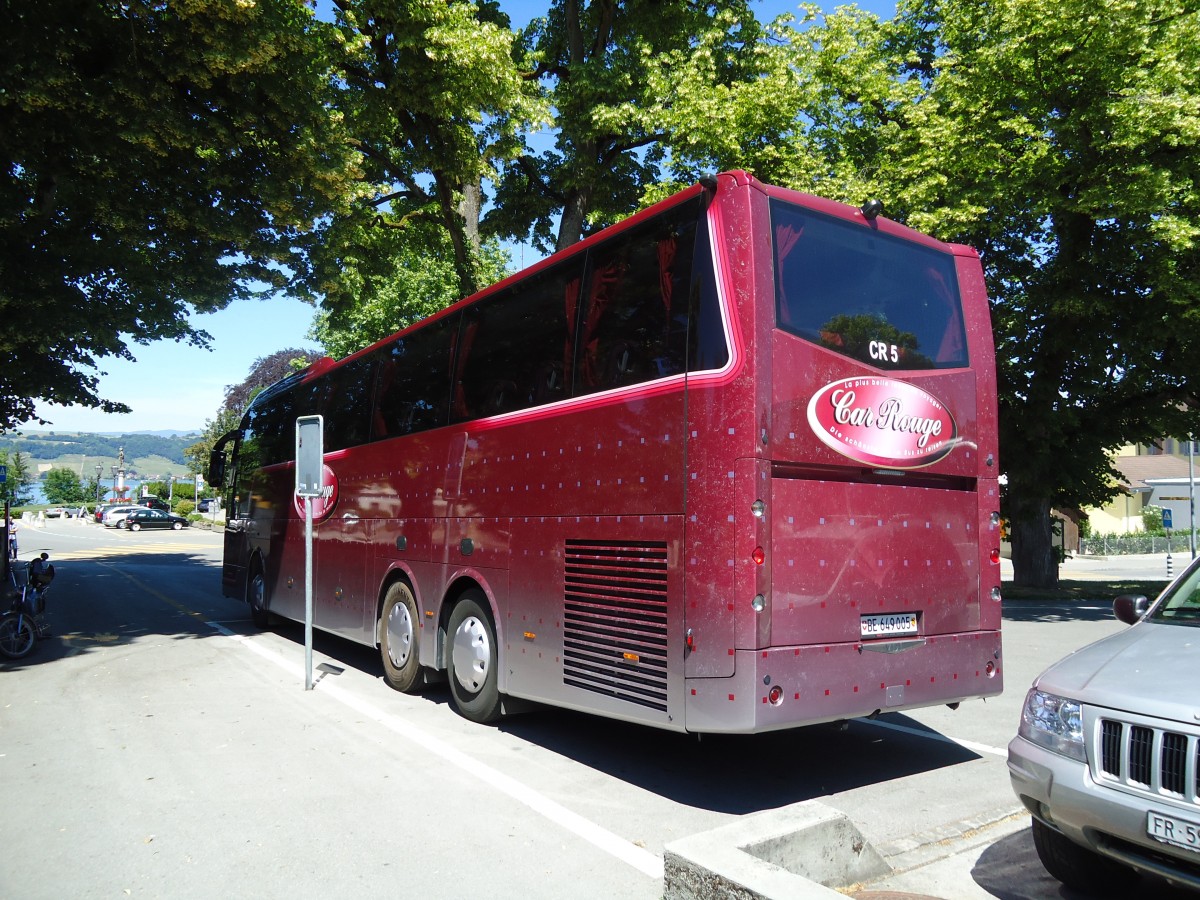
0, 559, 52, 660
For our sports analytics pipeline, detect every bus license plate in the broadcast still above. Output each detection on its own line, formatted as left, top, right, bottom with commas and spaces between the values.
1148, 810, 1200, 853
860, 613, 918, 639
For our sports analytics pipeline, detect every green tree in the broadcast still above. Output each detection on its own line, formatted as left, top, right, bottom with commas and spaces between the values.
43, 467, 86, 505
0, 0, 358, 431
492, 0, 766, 252
301, 0, 539, 305
655, 0, 1200, 587
884, 0, 1200, 587
0, 451, 34, 506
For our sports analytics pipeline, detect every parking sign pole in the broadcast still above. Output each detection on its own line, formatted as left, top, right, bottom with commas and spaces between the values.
295, 416, 324, 692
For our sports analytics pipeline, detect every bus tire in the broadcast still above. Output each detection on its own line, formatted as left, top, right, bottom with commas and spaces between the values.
379, 581, 423, 693
248, 564, 271, 629
0, 614, 36, 659
446, 590, 502, 724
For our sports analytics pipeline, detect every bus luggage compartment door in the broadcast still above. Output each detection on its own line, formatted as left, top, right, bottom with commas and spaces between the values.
769, 478, 981, 647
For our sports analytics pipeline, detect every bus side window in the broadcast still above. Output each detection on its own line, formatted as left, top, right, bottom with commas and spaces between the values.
577, 199, 698, 394
452, 263, 579, 423
372, 312, 458, 440
322, 356, 375, 451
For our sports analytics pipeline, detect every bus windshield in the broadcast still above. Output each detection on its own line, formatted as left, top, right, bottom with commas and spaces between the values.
772, 200, 968, 370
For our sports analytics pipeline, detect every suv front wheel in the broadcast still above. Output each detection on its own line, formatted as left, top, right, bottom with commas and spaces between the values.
1031, 817, 1137, 893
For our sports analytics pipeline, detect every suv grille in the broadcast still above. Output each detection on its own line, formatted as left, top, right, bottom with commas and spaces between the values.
1098, 718, 1200, 801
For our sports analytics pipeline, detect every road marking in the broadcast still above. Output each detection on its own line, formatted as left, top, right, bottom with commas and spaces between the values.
100, 562, 663, 879
856, 717, 1008, 758
207, 620, 665, 879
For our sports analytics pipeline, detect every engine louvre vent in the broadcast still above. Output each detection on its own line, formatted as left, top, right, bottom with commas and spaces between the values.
563, 540, 669, 712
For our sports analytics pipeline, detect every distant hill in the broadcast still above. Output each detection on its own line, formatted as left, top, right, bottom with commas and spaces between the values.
0, 430, 200, 477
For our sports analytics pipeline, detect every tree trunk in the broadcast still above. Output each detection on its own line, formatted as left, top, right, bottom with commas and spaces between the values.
557, 184, 593, 252
1009, 494, 1059, 588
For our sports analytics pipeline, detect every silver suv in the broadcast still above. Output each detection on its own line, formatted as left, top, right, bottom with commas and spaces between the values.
1008, 560, 1200, 892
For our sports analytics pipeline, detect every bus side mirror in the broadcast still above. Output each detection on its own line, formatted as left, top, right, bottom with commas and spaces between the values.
208, 448, 226, 486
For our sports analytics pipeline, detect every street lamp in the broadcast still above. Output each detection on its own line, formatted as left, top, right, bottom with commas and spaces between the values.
95, 464, 103, 505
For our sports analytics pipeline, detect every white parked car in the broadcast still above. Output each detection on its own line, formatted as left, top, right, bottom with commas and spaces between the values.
101, 505, 141, 528
1008, 559, 1200, 892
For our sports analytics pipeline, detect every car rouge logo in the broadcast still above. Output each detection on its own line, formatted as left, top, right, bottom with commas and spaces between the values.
292, 464, 339, 522
806, 377, 958, 468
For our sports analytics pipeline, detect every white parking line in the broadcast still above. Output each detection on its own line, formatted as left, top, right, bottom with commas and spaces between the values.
857, 716, 1009, 758
206, 620, 665, 880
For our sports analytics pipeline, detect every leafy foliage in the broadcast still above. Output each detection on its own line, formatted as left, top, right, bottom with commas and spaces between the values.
43, 467, 86, 505
0, 0, 358, 430
653, 0, 1200, 586
221, 349, 324, 416
299, 0, 540, 303
0, 450, 34, 506
185, 349, 321, 477
492, 0, 765, 251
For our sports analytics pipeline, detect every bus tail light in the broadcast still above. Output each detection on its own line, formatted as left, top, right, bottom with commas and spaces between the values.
990, 548, 1001, 564
768, 685, 784, 705
752, 546, 765, 565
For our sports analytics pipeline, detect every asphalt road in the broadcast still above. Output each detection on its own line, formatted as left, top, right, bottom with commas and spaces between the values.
1, 522, 1190, 899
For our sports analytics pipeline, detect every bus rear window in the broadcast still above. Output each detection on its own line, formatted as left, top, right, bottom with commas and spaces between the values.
772, 200, 968, 370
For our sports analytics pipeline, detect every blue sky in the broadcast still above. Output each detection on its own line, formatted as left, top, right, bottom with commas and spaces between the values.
34, 0, 897, 435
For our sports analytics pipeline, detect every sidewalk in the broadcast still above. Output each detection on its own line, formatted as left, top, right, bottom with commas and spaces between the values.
1002, 552, 1181, 583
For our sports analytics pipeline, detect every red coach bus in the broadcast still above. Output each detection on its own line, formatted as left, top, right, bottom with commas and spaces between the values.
210, 170, 1002, 732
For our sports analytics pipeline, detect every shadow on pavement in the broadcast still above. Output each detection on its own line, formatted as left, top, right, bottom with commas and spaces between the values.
972, 825, 1194, 899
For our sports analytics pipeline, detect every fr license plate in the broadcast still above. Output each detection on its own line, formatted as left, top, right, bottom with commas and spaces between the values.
1148, 810, 1200, 853
860, 612, 918, 639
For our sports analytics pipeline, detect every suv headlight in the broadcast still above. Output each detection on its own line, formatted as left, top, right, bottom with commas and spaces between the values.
1019, 688, 1086, 762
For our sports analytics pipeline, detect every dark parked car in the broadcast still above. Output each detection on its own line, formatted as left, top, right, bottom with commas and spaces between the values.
124, 509, 189, 532
138, 497, 170, 512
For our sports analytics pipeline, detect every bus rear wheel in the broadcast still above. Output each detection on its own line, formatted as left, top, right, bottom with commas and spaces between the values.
380, 581, 423, 693
446, 591, 502, 724
248, 565, 271, 629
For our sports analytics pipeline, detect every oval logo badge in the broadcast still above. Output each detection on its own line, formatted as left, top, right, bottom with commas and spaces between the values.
806, 377, 958, 468
292, 463, 339, 522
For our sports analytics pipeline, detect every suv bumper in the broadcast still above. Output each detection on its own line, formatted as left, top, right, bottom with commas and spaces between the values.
1008, 733, 1200, 889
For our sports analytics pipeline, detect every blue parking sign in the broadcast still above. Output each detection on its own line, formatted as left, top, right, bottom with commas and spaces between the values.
1162, 508, 1173, 529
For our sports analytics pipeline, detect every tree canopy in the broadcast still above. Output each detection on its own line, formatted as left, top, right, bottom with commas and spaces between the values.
672, 0, 1200, 586
0, 0, 357, 431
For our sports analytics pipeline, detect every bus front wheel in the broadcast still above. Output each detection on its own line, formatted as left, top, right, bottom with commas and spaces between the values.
446, 591, 502, 724
380, 581, 423, 693
248, 566, 271, 629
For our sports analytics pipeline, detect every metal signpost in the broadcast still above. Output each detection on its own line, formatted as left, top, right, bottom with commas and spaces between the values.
1, 464, 7, 586
1163, 507, 1174, 578
295, 415, 324, 691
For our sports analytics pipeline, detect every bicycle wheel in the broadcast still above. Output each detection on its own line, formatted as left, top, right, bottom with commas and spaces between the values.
0, 614, 36, 659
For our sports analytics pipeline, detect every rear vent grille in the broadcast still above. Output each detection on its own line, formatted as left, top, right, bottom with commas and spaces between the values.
563, 540, 669, 712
